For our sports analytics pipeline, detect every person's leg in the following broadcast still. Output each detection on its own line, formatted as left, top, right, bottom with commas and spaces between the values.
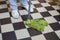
8, 0, 18, 10
19, 0, 34, 12
8, 0, 20, 18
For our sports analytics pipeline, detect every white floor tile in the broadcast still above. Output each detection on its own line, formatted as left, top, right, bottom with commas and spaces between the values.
48, 10, 60, 16
0, 0, 5, 1
37, 7, 47, 12
42, 25, 53, 34
31, 35, 46, 40
44, 16, 57, 23
59, 21, 60, 24
0, 34, 2, 40
15, 29, 30, 39
31, 1, 40, 4
31, 13, 43, 19
0, 4, 7, 9
41, 3, 50, 7
52, 5, 60, 10
25, 25, 29, 28
55, 30, 60, 38
11, 17, 23, 23
0, 12, 10, 19
1, 24, 14, 33
19, 10, 28, 15
31, 4, 35, 8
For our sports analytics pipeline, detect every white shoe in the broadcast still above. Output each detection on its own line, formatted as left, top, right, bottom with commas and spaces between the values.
11, 10, 20, 19
26, 6, 34, 12
23, 5, 34, 12
29, 7, 34, 12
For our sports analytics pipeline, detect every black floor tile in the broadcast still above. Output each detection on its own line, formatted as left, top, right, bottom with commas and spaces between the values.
38, 0, 46, 3
31, 8, 38, 13
50, 22, 60, 31
21, 15, 33, 21
2, 31, 17, 40
13, 22, 26, 30
34, 4, 42, 8
18, 6, 25, 10
40, 11, 51, 17
0, 8, 8, 13
49, 2, 57, 5
27, 28, 42, 36
45, 6, 55, 11
0, 26, 1, 33
0, 1, 6, 5
57, 9, 60, 13
20, 37, 32, 40
0, 18, 12, 25
44, 32, 60, 40
54, 15, 60, 21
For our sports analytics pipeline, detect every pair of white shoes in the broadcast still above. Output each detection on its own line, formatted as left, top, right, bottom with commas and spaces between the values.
11, 6, 34, 19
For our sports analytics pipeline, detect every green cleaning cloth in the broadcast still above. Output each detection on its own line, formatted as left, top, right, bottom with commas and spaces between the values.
25, 19, 48, 32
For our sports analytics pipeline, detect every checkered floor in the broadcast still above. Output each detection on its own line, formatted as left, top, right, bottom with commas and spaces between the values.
0, 0, 60, 40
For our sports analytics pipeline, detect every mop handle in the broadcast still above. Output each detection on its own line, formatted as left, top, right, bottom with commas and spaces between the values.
28, 0, 31, 19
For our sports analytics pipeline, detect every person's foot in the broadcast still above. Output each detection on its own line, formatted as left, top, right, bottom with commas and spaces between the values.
23, 5, 34, 12
11, 10, 20, 19
29, 7, 34, 12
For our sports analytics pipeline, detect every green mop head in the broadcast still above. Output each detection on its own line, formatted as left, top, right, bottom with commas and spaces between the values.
25, 19, 48, 32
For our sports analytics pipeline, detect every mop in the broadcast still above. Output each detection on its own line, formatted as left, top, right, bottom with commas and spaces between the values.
25, 0, 48, 32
